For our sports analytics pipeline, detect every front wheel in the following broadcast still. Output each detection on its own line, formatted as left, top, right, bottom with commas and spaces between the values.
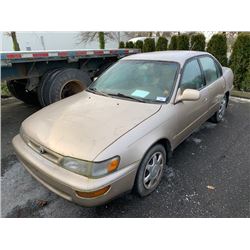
210, 95, 228, 123
134, 144, 166, 197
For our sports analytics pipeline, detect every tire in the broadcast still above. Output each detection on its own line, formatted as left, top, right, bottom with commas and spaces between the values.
6, 80, 39, 105
210, 94, 228, 123
47, 68, 92, 105
134, 144, 166, 197
37, 69, 61, 107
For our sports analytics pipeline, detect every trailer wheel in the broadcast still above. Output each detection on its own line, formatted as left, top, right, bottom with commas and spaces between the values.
47, 68, 92, 104
6, 80, 39, 105
37, 69, 61, 107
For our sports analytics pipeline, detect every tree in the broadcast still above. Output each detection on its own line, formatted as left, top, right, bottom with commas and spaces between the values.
177, 34, 189, 50
78, 32, 120, 49
5, 31, 20, 51
143, 38, 155, 52
156, 37, 168, 51
134, 40, 143, 51
169, 35, 178, 50
125, 41, 134, 48
119, 41, 125, 48
229, 32, 250, 90
99, 32, 105, 49
241, 64, 250, 92
207, 33, 228, 66
190, 33, 206, 51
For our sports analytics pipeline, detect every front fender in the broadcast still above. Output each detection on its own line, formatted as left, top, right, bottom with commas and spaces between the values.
94, 106, 174, 170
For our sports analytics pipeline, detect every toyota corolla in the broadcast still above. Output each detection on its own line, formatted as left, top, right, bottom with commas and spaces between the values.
13, 51, 234, 206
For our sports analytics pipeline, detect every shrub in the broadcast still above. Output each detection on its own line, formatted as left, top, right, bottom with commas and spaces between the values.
1, 81, 11, 97
229, 33, 250, 91
156, 36, 168, 51
119, 41, 125, 48
207, 33, 228, 66
190, 33, 206, 51
177, 34, 189, 50
169, 35, 178, 50
143, 38, 155, 52
134, 40, 143, 51
241, 64, 250, 91
125, 41, 134, 48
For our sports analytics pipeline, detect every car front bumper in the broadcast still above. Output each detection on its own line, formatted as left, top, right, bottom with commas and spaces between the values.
12, 135, 139, 207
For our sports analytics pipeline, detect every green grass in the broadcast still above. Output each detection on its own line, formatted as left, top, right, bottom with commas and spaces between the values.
231, 89, 250, 99
1, 81, 11, 97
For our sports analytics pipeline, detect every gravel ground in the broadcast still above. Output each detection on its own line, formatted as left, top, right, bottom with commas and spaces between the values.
1, 97, 250, 218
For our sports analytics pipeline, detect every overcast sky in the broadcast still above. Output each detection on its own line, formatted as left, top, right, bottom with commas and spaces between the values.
1, 32, 123, 51
1, 31, 214, 51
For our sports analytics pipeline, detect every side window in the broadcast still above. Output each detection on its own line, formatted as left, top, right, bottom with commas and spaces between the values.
199, 56, 219, 85
214, 60, 222, 77
180, 59, 204, 90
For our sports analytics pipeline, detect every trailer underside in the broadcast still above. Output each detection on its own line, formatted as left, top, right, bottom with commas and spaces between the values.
1, 49, 140, 106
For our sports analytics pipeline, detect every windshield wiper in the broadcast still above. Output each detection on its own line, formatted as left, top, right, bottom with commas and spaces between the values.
87, 87, 110, 97
108, 93, 146, 103
88, 88, 146, 102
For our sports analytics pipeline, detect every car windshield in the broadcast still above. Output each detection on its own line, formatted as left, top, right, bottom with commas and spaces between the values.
88, 60, 179, 103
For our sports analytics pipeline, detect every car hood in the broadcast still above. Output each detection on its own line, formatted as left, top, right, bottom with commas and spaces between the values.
21, 91, 161, 161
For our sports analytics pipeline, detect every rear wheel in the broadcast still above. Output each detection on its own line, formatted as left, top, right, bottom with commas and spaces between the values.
6, 80, 39, 105
47, 68, 92, 105
37, 68, 61, 107
135, 144, 166, 197
211, 95, 228, 123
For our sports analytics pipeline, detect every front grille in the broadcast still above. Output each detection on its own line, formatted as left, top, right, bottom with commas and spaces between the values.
25, 137, 62, 164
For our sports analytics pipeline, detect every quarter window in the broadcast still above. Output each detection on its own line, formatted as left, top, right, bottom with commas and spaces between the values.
199, 57, 219, 85
180, 59, 204, 90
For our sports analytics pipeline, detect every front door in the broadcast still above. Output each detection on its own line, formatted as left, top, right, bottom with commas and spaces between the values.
171, 58, 209, 148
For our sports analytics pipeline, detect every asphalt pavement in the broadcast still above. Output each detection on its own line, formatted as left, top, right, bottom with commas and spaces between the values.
1, 97, 250, 217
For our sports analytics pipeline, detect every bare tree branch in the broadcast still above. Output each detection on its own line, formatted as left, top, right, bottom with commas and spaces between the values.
76, 32, 98, 44
77, 32, 121, 45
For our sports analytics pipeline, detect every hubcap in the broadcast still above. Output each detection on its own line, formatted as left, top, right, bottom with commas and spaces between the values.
61, 81, 84, 99
143, 152, 164, 190
218, 96, 227, 120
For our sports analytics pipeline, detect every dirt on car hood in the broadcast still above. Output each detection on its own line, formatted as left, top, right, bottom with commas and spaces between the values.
21, 91, 161, 161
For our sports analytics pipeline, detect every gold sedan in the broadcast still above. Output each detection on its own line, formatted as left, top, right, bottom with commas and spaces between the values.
13, 51, 234, 206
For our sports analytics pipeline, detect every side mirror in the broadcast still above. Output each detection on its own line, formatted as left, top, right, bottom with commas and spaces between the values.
175, 88, 200, 103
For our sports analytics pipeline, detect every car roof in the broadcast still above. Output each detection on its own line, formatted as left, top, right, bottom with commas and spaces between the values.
122, 50, 210, 65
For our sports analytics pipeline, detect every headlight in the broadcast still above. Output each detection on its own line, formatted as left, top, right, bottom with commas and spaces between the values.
60, 156, 120, 178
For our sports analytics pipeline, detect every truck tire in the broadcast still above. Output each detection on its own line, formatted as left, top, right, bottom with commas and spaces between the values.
37, 69, 61, 107
47, 68, 92, 104
6, 80, 39, 105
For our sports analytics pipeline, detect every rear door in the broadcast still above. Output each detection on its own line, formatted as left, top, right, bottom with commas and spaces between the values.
198, 56, 226, 116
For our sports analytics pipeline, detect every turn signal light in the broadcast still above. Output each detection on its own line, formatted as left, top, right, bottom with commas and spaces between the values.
107, 158, 119, 173
75, 185, 111, 198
